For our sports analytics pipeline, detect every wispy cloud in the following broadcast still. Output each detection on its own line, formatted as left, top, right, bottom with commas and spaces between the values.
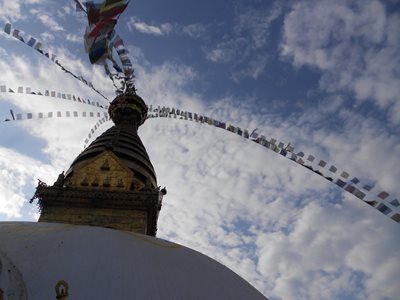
127, 16, 207, 39
0, 1, 22, 21
37, 14, 64, 32
65, 33, 81, 43
281, 0, 400, 124
182, 23, 206, 39
127, 17, 173, 36
40, 32, 54, 42
205, 3, 283, 80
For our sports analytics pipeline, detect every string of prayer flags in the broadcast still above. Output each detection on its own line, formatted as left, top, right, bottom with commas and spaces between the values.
2, 22, 109, 101
1, 110, 107, 123
0, 84, 108, 110
83, 115, 110, 147
146, 105, 399, 224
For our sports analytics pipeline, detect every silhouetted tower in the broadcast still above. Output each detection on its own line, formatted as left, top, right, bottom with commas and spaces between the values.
33, 93, 164, 236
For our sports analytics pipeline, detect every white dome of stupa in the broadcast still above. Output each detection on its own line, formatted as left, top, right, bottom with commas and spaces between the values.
0, 222, 267, 299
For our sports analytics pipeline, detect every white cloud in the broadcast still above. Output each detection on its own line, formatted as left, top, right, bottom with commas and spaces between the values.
129, 54, 399, 299
0, 147, 54, 219
37, 14, 64, 32
40, 31, 54, 42
205, 3, 282, 80
281, 0, 400, 123
127, 17, 172, 36
65, 33, 81, 43
182, 23, 206, 39
126, 17, 207, 39
0, 0, 23, 22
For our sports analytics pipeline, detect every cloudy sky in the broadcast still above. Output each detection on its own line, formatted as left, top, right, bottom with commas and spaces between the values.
0, 0, 399, 299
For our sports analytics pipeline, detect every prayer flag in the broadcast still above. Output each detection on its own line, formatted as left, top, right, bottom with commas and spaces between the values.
297, 152, 305, 157
377, 191, 389, 199
27, 113, 32, 119
0, 85, 6, 92
18, 87, 23, 93
250, 128, 258, 138
390, 199, 399, 207
57, 112, 62, 117
376, 203, 392, 215
335, 179, 346, 188
12, 29, 24, 42
307, 155, 315, 162
27, 37, 36, 47
278, 142, 284, 148
350, 177, 360, 184
345, 185, 356, 193
329, 165, 337, 173
365, 200, 378, 207
363, 184, 373, 191
353, 189, 366, 200
270, 138, 277, 145
16, 114, 22, 120
318, 160, 327, 167
341, 171, 350, 179
390, 214, 399, 223
4, 23, 11, 34
286, 145, 295, 152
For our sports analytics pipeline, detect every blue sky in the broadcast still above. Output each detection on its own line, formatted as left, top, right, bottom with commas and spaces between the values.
0, 0, 399, 299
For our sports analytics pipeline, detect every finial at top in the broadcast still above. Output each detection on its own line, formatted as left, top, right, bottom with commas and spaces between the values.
108, 93, 148, 127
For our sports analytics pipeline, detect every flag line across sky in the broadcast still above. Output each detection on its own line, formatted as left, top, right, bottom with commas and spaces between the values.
1, 85, 398, 224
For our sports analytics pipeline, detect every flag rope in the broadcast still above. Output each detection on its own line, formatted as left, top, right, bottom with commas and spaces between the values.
147, 106, 400, 224
0, 110, 107, 123
1, 22, 110, 102
0, 84, 108, 110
